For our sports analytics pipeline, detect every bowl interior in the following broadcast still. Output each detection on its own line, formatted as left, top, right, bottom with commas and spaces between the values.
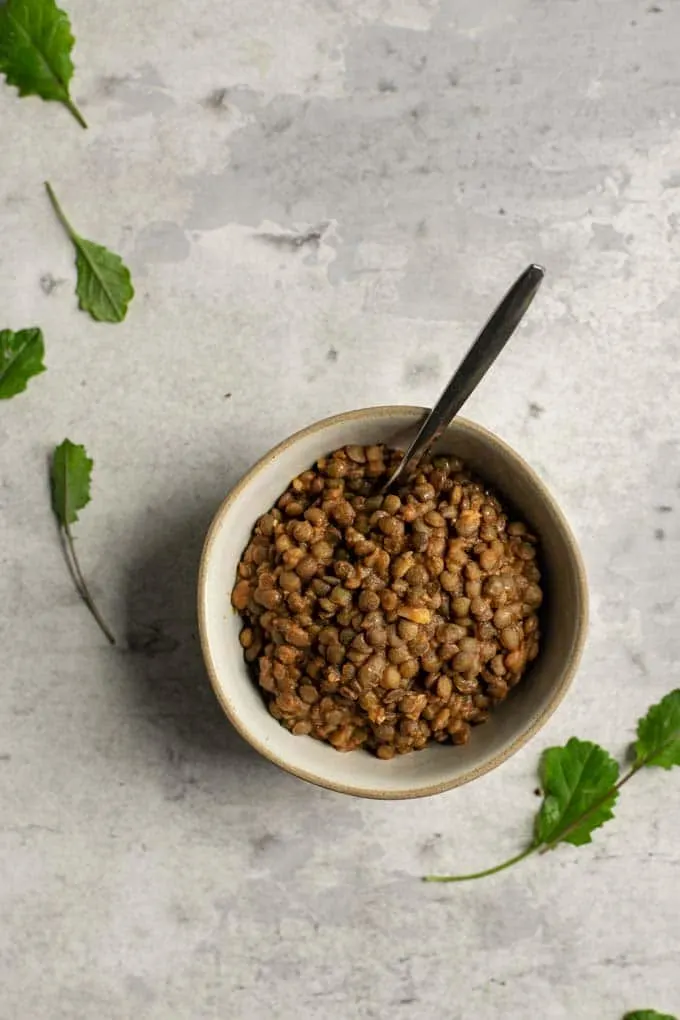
198, 408, 587, 799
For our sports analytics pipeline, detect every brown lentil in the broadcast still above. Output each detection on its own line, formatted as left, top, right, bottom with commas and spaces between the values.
232, 444, 543, 757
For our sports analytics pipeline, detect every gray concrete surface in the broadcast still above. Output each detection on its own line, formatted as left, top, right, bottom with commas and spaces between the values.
1, 0, 679, 1017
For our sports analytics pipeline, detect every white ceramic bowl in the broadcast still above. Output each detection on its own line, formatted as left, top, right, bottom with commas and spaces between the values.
198, 407, 588, 799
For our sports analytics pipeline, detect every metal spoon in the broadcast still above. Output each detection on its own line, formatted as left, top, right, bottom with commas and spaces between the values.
380, 263, 545, 494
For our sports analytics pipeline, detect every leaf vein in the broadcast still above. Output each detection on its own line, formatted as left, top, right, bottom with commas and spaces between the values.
6, 8, 69, 97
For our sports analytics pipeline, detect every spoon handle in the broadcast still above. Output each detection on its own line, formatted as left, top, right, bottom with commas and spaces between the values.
382, 263, 545, 493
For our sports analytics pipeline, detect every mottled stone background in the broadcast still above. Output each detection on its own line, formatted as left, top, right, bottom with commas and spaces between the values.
0, 0, 678, 1017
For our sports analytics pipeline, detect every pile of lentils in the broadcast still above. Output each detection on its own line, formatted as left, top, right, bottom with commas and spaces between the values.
232, 444, 543, 758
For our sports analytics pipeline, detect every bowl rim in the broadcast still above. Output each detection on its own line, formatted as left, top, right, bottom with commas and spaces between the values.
197, 405, 589, 799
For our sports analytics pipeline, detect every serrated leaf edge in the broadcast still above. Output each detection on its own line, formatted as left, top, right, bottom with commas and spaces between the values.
3, 4, 73, 98
51, 439, 92, 527
75, 239, 133, 322
0, 328, 45, 397
634, 689, 680, 770
537, 739, 619, 848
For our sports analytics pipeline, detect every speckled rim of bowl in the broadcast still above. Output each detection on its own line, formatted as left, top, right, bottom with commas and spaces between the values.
198, 406, 589, 799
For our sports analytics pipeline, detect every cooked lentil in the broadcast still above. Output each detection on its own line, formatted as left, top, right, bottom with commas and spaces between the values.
232, 445, 543, 757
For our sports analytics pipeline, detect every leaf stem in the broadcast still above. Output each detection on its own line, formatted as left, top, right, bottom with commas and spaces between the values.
422, 843, 538, 883
614, 763, 643, 791
44, 181, 78, 241
61, 524, 116, 645
62, 97, 88, 130
425, 762, 646, 881
44, 182, 130, 323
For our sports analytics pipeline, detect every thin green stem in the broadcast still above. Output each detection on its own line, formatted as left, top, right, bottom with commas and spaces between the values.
62, 525, 116, 645
44, 181, 78, 242
425, 763, 646, 880
62, 97, 88, 130
423, 843, 538, 883
422, 718, 677, 885
614, 763, 643, 791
